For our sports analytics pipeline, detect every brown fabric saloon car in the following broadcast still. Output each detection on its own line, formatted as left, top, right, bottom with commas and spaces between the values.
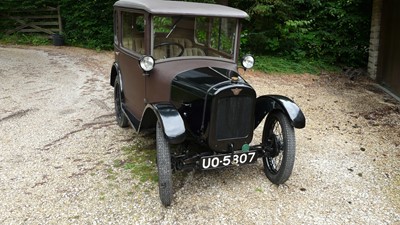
110, 0, 306, 206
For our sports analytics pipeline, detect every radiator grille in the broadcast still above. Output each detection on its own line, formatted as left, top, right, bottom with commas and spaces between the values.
215, 96, 253, 140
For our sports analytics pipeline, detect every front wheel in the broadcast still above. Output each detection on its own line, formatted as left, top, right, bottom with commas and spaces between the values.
156, 121, 173, 206
262, 111, 296, 184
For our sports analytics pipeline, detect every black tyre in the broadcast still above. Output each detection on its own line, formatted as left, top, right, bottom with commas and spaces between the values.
156, 121, 173, 206
114, 75, 129, 128
262, 111, 295, 184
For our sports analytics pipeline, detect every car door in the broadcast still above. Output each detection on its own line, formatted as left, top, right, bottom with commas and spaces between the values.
118, 11, 147, 121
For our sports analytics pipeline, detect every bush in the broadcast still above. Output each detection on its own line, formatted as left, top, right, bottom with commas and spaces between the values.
234, 0, 372, 67
0, 0, 372, 67
0, 33, 51, 46
59, 0, 115, 49
254, 55, 339, 74
0, 0, 115, 50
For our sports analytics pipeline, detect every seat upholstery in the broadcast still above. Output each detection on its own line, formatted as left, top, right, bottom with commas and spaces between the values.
183, 48, 205, 56
162, 38, 205, 57
154, 48, 167, 59
123, 37, 144, 54
132, 38, 145, 54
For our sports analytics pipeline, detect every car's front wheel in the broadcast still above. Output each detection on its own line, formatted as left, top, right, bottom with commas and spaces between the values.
114, 75, 129, 128
262, 111, 295, 184
156, 121, 173, 206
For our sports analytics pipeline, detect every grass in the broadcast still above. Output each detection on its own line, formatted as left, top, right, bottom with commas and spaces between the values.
114, 137, 158, 183
0, 33, 52, 46
255, 187, 264, 193
254, 55, 340, 75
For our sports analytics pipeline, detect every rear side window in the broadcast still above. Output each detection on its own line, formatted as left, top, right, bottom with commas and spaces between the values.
122, 12, 145, 54
114, 10, 119, 45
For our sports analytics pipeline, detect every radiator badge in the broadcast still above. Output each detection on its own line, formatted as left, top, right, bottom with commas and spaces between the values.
231, 88, 242, 95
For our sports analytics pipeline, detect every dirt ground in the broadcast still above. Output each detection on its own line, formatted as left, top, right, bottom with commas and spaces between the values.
0, 45, 399, 224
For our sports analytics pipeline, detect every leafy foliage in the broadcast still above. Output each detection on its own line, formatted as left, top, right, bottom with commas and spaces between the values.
59, 0, 115, 49
0, 0, 372, 67
0, 0, 114, 50
0, 33, 51, 46
234, 0, 372, 67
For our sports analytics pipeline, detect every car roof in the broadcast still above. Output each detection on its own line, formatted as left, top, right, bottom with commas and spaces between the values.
114, 0, 249, 19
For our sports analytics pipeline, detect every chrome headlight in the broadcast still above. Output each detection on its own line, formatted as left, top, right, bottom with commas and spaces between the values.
241, 55, 254, 70
139, 56, 155, 72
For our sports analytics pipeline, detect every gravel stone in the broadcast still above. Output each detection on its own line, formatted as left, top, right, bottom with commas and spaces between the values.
0, 45, 399, 224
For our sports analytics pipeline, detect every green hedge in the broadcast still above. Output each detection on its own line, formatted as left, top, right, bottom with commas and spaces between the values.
0, 0, 372, 67
59, 0, 115, 49
0, 0, 115, 50
233, 0, 372, 67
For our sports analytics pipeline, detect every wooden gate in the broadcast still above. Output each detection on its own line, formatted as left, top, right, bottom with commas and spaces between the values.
377, 0, 400, 97
1, 6, 62, 35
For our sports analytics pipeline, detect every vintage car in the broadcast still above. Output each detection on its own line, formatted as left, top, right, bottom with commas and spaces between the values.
110, 0, 306, 206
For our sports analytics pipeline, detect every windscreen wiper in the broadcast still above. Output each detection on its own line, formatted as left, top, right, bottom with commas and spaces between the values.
166, 16, 183, 38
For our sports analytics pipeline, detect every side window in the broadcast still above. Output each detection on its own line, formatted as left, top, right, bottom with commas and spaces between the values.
113, 10, 118, 45
122, 12, 145, 54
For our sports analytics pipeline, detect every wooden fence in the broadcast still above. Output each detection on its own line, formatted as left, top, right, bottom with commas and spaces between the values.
1, 6, 62, 36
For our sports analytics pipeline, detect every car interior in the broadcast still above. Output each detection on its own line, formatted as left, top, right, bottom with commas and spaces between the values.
120, 12, 234, 60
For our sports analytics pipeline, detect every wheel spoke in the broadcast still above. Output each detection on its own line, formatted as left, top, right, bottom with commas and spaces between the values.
262, 111, 296, 184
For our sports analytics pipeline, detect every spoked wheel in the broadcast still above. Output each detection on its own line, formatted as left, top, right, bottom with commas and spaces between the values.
114, 75, 129, 127
262, 111, 295, 184
156, 121, 173, 206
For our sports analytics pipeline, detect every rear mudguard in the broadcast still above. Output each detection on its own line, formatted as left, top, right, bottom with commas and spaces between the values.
110, 62, 119, 87
255, 95, 306, 129
140, 103, 186, 144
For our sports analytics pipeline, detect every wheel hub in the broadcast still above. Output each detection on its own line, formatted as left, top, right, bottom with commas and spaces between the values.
264, 135, 281, 158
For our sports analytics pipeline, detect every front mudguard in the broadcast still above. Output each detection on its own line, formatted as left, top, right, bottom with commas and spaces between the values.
140, 103, 186, 144
255, 95, 306, 129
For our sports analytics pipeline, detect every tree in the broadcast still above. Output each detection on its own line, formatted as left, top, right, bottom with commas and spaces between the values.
1, 0, 372, 67
232, 0, 372, 66
217, 0, 228, 5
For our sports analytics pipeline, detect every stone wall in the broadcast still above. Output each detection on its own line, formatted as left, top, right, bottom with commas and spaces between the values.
367, 0, 383, 80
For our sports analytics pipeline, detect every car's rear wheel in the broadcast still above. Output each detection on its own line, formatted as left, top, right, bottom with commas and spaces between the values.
114, 75, 129, 128
262, 111, 295, 184
156, 121, 173, 206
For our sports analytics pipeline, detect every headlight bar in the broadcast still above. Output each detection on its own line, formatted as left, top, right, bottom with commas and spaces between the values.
241, 54, 254, 70
139, 56, 155, 73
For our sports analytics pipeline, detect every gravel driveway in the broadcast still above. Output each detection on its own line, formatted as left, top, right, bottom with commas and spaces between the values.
0, 45, 399, 224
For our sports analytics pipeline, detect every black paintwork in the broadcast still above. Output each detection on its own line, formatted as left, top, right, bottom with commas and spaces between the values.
171, 67, 240, 100
114, 65, 305, 153
141, 103, 186, 144
170, 67, 257, 152
255, 95, 306, 129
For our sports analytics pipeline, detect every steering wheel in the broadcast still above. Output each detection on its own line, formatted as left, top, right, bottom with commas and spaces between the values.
154, 42, 184, 57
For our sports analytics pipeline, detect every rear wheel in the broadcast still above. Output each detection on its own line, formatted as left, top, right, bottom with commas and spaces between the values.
262, 111, 295, 184
156, 121, 173, 206
114, 75, 129, 127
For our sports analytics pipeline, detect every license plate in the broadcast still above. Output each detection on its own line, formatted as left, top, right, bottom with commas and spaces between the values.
200, 151, 257, 170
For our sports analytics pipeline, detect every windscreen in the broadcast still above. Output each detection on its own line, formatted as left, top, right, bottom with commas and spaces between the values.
152, 16, 238, 60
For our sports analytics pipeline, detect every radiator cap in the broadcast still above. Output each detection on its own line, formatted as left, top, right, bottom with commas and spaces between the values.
231, 76, 239, 83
